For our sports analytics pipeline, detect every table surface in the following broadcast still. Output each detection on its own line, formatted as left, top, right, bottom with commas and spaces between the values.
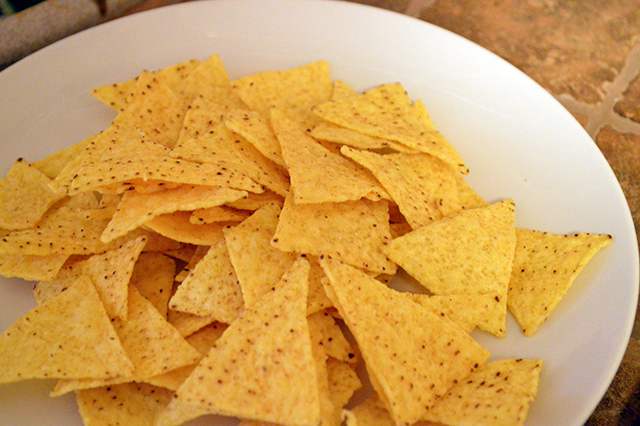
4, 0, 640, 424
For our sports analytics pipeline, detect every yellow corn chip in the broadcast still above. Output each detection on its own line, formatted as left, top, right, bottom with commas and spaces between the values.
331, 80, 357, 100
390, 221, 412, 239
145, 212, 227, 245
33, 137, 94, 179
311, 122, 393, 150
225, 109, 286, 167
163, 245, 196, 262
190, 206, 249, 224
169, 239, 244, 322
35, 236, 147, 319
61, 192, 101, 210
308, 311, 340, 426
348, 396, 394, 426
271, 109, 386, 203
155, 397, 208, 426
101, 185, 246, 242
409, 292, 507, 337
342, 147, 460, 228
321, 258, 490, 424
0, 276, 132, 384
131, 252, 175, 318
51, 287, 201, 396
76, 382, 172, 426
232, 60, 332, 128
139, 230, 182, 252
176, 258, 321, 425
508, 230, 612, 336
175, 244, 209, 281
167, 309, 217, 337
455, 175, 487, 210
224, 203, 297, 307
423, 359, 543, 426
178, 54, 231, 102
384, 200, 516, 294
0, 160, 65, 230
0, 253, 68, 281
145, 365, 195, 393
327, 359, 361, 410
307, 258, 333, 315
313, 83, 467, 173
308, 310, 356, 364
227, 191, 283, 210
272, 195, 395, 274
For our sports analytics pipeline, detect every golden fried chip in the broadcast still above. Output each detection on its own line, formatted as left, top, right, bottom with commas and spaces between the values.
224, 203, 297, 307
225, 109, 286, 167
145, 212, 227, 245
178, 54, 231, 102
311, 122, 393, 150
76, 383, 173, 426
308, 312, 340, 426
155, 397, 208, 426
190, 206, 250, 224
101, 185, 246, 242
327, 359, 361, 410
0, 276, 132, 384
321, 258, 490, 424
0, 160, 65, 230
169, 239, 244, 322
423, 359, 543, 426
163, 245, 196, 262
331, 80, 357, 100
271, 110, 386, 203
307, 258, 333, 315
313, 83, 467, 173
508, 230, 612, 336
131, 252, 175, 318
272, 195, 395, 274
34, 137, 94, 179
139, 230, 182, 252
176, 258, 320, 425
308, 311, 356, 364
342, 147, 461, 228
455, 175, 486, 210
226, 191, 283, 210
167, 309, 217, 337
0, 253, 68, 281
384, 200, 516, 295
348, 396, 394, 426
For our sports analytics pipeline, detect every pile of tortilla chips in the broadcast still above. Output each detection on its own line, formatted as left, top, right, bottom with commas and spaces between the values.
0, 56, 612, 426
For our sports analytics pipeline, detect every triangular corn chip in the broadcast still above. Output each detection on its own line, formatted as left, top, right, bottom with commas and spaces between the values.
76, 383, 173, 426
409, 292, 507, 337
321, 258, 490, 424
384, 200, 516, 295
101, 185, 246, 242
311, 122, 393, 150
331, 80, 357, 100
0, 253, 68, 281
455, 174, 486, 210
224, 203, 297, 307
163, 245, 196, 262
348, 396, 394, 426
167, 309, 217, 337
176, 258, 321, 425
178, 54, 230, 102
155, 397, 208, 426
423, 359, 543, 426
271, 109, 386, 203
225, 109, 286, 167
190, 206, 249, 224
227, 191, 283, 210
130, 252, 175, 318
313, 83, 467, 172
145, 212, 227, 245
307, 258, 333, 315
169, 238, 244, 322
272, 195, 395, 274
63, 192, 100, 210
0, 276, 132, 384
51, 287, 201, 396
327, 359, 361, 410
308, 310, 356, 364
308, 312, 339, 426
33, 137, 93, 179
0, 159, 65, 230
342, 147, 460, 228
508, 230, 612, 336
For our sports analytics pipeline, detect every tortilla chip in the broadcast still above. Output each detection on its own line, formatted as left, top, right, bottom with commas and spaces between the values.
227, 191, 283, 210
308, 312, 340, 426
101, 185, 246, 242
349, 396, 394, 426
0, 276, 132, 384
92, 80, 136, 111
145, 212, 228, 245
271, 109, 386, 203
390, 221, 412, 239
163, 245, 196, 262
342, 147, 461, 228
232, 60, 332, 128
321, 258, 490, 424
384, 200, 516, 295
0, 160, 65, 230
313, 83, 467, 173
272, 195, 395, 274
76, 383, 173, 426
169, 239, 244, 322
508, 230, 612, 336
331, 80, 357, 100
34, 137, 94, 179
455, 175, 486, 210
327, 359, 361, 410
311, 122, 395, 150
174, 245, 209, 282
176, 258, 321, 425
139, 230, 182, 252
308, 311, 356, 364
423, 359, 543, 426
0, 253, 68, 281
190, 206, 250, 224
409, 292, 507, 337
130, 252, 175, 318
225, 109, 286, 167
51, 287, 201, 396
307, 258, 333, 315
167, 309, 217, 337
61, 192, 100, 210
144, 365, 195, 392
155, 397, 208, 426
178, 54, 230, 102
224, 203, 297, 307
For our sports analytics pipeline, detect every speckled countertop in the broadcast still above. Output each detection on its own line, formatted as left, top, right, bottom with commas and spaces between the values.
2, 0, 639, 424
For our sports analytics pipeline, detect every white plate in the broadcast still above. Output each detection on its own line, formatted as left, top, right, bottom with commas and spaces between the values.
0, 1, 637, 425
